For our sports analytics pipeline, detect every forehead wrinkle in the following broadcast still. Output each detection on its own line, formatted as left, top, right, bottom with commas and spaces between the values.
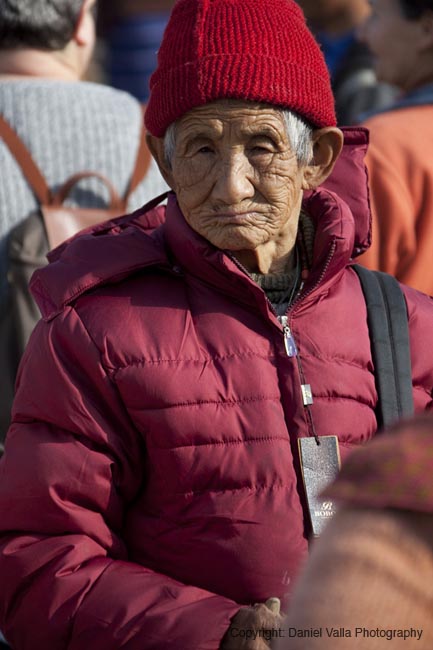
177, 101, 289, 141
242, 122, 287, 143
177, 115, 288, 147
177, 119, 224, 144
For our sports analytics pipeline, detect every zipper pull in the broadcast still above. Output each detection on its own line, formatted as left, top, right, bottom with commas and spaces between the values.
280, 316, 298, 357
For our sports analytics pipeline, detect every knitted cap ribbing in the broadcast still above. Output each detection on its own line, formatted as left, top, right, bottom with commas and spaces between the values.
145, 0, 336, 137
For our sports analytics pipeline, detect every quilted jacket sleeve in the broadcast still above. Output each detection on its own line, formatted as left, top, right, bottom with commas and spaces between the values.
0, 307, 239, 650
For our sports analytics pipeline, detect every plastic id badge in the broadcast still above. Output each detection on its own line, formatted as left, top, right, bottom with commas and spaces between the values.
298, 435, 341, 537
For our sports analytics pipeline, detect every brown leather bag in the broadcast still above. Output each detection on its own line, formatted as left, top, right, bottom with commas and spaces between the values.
0, 113, 151, 449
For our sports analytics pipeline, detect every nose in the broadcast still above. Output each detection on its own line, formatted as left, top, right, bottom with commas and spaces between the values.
212, 151, 255, 205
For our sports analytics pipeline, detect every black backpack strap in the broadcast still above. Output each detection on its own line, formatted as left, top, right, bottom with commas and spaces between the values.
353, 264, 414, 429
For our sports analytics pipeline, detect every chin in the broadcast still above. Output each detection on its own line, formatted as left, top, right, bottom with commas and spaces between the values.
210, 229, 268, 252
218, 238, 264, 253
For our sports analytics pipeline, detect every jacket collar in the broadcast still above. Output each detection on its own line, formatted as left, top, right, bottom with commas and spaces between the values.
163, 184, 357, 311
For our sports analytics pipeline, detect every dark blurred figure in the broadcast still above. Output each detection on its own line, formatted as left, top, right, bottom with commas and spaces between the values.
357, 0, 433, 295
97, 0, 175, 103
277, 415, 433, 649
298, 0, 396, 124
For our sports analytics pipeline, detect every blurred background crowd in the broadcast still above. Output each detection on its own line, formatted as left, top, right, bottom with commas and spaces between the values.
92, 0, 394, 115
93, 0, 176, 103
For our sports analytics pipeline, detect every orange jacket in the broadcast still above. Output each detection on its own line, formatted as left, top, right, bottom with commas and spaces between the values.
359, 103, 433, 295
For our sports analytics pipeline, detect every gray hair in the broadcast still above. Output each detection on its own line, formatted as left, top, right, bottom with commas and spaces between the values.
163, 109, 313, 167
281, 110, 314, 165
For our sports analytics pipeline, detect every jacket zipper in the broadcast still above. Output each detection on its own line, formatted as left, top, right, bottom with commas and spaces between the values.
277, 241, 337, 441
278, 239, 337, 343
279, 315, 298, 357
227, 239, 337, 350
289, 239, 337, 316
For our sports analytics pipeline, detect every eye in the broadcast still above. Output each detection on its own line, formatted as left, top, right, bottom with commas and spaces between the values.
248, 137, 278, 156
251, 145, 272, 153
249, 145, 276, 160
196, 145, 214, 154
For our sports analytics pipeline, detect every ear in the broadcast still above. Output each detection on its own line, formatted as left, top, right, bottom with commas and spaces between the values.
74, 0, 96, 47
146, 133, 176, 190
301, 127, 344, 190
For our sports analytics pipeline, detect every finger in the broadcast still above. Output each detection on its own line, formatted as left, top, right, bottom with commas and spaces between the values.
264, 597, 281, 615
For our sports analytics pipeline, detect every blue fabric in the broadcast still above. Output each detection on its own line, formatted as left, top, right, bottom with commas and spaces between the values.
316, 31, 355, 79
360, 82, 433, 121
106, 13, 170, 103
390, 83, 433, 110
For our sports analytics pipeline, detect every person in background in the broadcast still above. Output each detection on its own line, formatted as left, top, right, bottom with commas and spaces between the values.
0, 0, 168, 307
0, 0, 433, 648
357, 0, 433, 295
97, 0, 175, 104
297, 0, 396, 124
277, 415, 433, 649
0, 0, 168, 445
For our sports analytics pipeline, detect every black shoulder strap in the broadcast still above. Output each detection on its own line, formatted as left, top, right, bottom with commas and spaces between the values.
353, 264, 414, 430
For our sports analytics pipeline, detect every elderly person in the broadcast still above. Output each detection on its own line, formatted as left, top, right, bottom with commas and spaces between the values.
0, 0, 433, 648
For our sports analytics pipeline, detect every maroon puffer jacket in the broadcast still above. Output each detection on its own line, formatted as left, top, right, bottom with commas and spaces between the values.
0, 130, 432, 649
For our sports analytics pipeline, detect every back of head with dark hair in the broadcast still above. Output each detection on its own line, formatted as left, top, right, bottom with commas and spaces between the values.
0, 0, 84, 51
399, 0, 433, 19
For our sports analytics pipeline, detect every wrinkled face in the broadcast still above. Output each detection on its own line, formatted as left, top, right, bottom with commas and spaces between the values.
167, 101, 309, 264
359, 0, 421, 89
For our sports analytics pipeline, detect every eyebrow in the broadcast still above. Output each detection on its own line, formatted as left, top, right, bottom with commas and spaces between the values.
180, 124, 283, 143
178, 124, 222, 143
245, 126, 282, 140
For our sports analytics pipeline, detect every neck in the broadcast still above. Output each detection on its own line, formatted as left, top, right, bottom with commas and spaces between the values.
232, 243, 297, 275
0, 49, 82, 81
231, 202, 302, 275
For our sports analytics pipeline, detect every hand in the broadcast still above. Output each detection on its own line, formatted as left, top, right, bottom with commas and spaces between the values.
220, 601, 284, 650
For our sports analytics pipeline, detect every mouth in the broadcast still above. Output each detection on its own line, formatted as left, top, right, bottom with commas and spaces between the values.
214, 211, 264, 223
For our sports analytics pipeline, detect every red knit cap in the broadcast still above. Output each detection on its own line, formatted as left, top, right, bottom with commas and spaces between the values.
145, 0, 336, 137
